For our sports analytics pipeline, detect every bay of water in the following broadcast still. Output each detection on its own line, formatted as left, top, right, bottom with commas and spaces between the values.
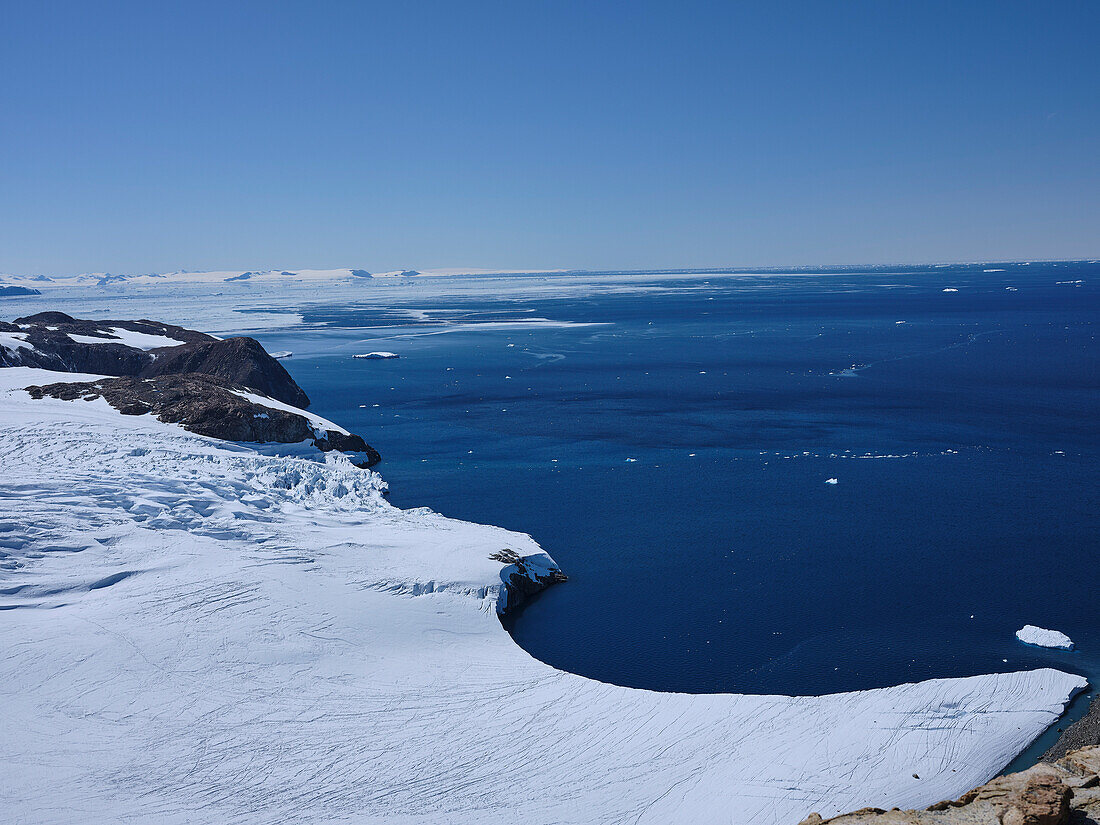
251, 263, 1098, 736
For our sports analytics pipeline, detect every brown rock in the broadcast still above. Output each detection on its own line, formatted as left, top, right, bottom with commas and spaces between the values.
796, 746, 1100, 824
25, 374, 380, 467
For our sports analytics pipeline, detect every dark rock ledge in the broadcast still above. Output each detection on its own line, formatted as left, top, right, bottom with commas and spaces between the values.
489, 549, 568, 614
4, 312, 379, 467
1044, 693, 1100, 762
26, 375, 380, 467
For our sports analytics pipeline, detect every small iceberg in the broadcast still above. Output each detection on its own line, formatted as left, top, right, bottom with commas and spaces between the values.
354, 352, 399, 359
270, 351, 292, 359
1016, 625, 1074, 650
942, 287, 959, 293
825, 478, 838, 485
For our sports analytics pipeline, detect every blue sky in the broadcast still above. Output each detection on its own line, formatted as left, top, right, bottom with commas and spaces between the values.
1, 0, 1097, 274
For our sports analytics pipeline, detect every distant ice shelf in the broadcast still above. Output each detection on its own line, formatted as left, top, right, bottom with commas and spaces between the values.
1017, 625, 1075, 650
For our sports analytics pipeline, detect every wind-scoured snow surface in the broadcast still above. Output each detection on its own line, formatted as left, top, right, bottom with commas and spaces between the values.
0, 366, 1086, 825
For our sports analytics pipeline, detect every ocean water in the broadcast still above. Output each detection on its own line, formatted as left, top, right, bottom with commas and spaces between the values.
250, 263, 1098, 728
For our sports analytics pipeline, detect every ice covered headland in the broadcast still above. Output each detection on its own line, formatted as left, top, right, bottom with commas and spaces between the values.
0, 366, 1087, 825
1017, 625, 1075, 650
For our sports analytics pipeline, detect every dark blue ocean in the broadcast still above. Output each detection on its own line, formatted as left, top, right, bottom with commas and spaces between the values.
251, 262, 1098, 758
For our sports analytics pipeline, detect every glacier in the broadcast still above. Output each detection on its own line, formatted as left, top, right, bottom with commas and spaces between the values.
0, 365, 1087, 825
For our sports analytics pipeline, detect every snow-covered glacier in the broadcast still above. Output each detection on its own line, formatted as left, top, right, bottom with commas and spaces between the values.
0, 366, 1086, 825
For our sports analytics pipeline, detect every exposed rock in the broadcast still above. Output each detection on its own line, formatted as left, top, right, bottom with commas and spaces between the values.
0, 286, 42, 296
489, 548, 568, 613
1044, 694, 1100, 762
141, 336, 309, 408
5, 312, 379, 464
796, 746, 1100, 825
25, 375, 380, 468
1, 313, 307, 406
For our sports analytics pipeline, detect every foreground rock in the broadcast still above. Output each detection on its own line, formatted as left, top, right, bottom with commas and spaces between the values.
797, 746, 1100, 825
0, 312, 307, 406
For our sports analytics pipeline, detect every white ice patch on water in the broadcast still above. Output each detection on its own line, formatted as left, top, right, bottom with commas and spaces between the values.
1016, 625, 1075, 650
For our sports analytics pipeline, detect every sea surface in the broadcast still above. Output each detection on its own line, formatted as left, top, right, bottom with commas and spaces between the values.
246, 263, 1098, 757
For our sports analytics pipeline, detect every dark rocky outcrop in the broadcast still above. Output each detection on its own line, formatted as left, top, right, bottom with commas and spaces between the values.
141, 336, 309, 408
1, 313, 307, 406
0, 286, 42, 296
489, 549, 568, 614
25, 375, 380, 467
4, 312, 379, 466
797, 747, 1100, 825
1044, 694, 1100, 762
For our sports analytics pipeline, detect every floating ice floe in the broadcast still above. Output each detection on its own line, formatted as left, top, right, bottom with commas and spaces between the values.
1016, 625, 1075, 650
942, 288, 959, 293
270, 351, 292, 359
825, 478, 839, 485
353, 352, 399, 359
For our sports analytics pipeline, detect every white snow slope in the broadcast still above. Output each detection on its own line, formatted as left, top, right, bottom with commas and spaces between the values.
0, 366, 1085, 825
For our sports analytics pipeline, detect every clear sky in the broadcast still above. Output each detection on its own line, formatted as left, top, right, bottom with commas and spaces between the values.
2, 1, 1097, 275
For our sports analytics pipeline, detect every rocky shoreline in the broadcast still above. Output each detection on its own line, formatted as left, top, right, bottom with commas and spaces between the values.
489, 548, 569, 613
1044, 694, 1100, 762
